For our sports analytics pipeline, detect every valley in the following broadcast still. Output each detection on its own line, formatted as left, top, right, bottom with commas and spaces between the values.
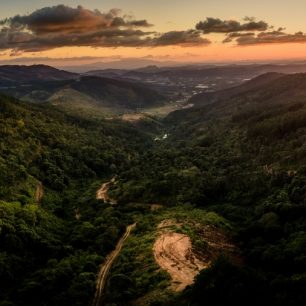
2, 64, 306, 306
2, 1, 306, 305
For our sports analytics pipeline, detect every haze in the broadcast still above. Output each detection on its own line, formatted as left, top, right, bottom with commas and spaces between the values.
1, 0, 306, 67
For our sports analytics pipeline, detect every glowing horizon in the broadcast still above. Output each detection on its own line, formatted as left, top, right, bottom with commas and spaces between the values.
1, 1, 306, 65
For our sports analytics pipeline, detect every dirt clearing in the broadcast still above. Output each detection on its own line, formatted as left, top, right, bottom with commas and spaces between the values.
121, 113, 146, 122
154, 232, 208, 291
153, 219, 239, 292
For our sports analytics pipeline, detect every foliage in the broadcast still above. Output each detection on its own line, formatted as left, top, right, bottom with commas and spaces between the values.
4, 71, 306, 305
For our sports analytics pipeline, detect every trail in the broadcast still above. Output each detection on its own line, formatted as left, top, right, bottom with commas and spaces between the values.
92, 223, 136, 306
35, 181, 44, 204
96, 178, 117, 205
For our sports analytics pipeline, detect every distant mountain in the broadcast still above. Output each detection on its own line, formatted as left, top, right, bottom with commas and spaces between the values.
86, 63, 306, 80
0, 65, 77, 85
85, 63, 306, 99
62, 59, 178, 73
168, 72, 306, 126
189, 72, 285, 106
0, 72, 166, 112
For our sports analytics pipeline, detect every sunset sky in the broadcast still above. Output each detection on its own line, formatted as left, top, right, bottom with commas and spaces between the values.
1, 0, 306, 66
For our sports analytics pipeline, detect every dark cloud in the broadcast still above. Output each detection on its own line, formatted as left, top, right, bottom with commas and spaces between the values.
235, 31, 306, 45
196, 17, 268, 34
0, 5, 154, 51
6, 6, 303, 52
220, 21, 306, 46
152, 30, 211, 46
0, 5, 211, 52
2, 6, 152, 34
223, 32, 255, 43
0, 27, 154, 51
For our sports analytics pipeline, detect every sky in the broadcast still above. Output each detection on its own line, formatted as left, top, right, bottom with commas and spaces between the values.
1, 0, 306, 66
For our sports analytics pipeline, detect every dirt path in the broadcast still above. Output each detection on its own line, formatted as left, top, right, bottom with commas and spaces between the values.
92, 223, 136, 306
96, 178, 117, 205
35, 181, 44, 204
154, 232, 208, 291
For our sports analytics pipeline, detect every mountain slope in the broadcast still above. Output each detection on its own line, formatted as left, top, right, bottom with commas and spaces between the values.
189, 72, 285, 106
0, 94, 152, 201
4, 71, 306, 306
0, 72, 166, 112
106, 72, 306, 304
0, 94, 158, 305
0, 64, 77, 84
70, 76, 166, 110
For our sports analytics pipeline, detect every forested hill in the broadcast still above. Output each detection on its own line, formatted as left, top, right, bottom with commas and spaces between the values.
108, 72, 306, 305
3, 71, 306, 305
0, 64, 77, 83
0, 94, 158, 305
189, 72, 285, 106
0, 94, 153, 202
0, 65, 166, 112
190, 71, 306, 110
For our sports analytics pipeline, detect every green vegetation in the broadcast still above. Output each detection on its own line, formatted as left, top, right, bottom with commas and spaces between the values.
104, 206, 229, 305
109, 73, 306, 305
0, 194, 131, 305
3, 72, 306, 305
0, 94, 152, 202
0, 94, 154, 305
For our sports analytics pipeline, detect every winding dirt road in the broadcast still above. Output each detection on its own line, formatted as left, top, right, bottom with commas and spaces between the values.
92, 223, 136, 306
96, 178, 117, 205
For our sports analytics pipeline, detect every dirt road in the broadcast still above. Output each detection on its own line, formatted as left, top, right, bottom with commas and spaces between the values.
35, 181, 44, 204
96, 178, 117, 205
92, 223, 136, 306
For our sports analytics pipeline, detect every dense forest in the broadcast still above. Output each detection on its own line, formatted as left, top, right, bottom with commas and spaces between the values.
2, 73, 306, 305
108, 73, 306, 305
0, 94, 156, 305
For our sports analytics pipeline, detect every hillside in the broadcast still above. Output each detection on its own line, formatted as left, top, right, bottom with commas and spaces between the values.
0, 69, 166, 112
167, 73, 306, 168
70, 76, 166, 110
189, 72, 285, 106
106, 72, 306, 305
0, 65, 77, 84
3, 71, 306, 305
0, 94, 161, 305
0, 94, 157, 201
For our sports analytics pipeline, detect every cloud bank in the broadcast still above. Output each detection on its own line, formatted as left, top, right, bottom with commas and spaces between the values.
235, 31, 306, 46
0, 5, 211, 52
1, 6, 306, 54
196, 17, 268, 34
